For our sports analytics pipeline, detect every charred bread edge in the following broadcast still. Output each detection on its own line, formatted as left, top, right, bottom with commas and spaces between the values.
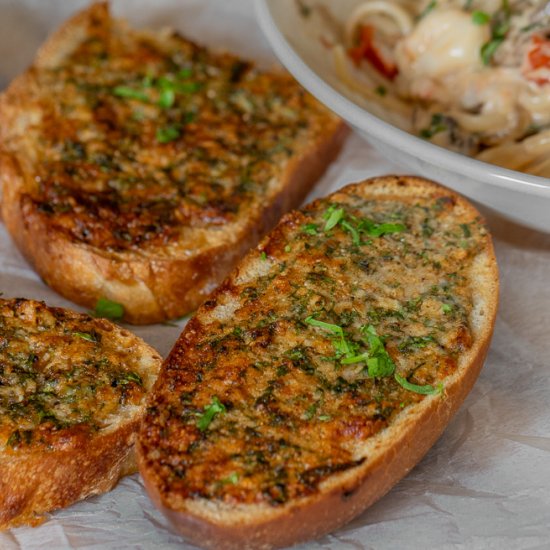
0, 299, 162, 530
0, 2, 348, 324
137, 175, 499, 550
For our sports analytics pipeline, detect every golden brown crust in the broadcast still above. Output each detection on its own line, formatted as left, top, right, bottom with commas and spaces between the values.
0, 297, 162, 529
0, 419, 138, 530
0, 3, 347, 324
137, 175, 499, 549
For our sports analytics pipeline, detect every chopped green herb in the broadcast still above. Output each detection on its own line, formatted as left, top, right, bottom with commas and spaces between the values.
358, 219, 406, 237
481, 37, 505, 65
460, 223, 472, 238
156, 125, 181, 143
305, 316, 351, 357
119, 371, 143, 386
481, 2, 511, 65
418, 0, 437, 20
197, 396, 226, 432
184, 111, 197, 124
221, 472, 239, 485
302, 223, 319, 235
158, 87, 175, 109
441, 303, 453, 314
94, 297, 124, 321
284, 245, 291, 253
113, 86, 149, 102
296, 0, 312, 17
323, 206, 345, 231
341, 219, 361, 245
260, 251, 267, 261
178, 67, 193, 79
420, 113, 448, 139
395, 373, 443, 395
73, 332, 97, 343
304, 402, 318, 420
142, 73, 154, 87
176, 81, 203, 93
341, 325, 395, 378
318, 414, 332, 422
520, 22, 543, 33
362, 325, 396, 377
398, 335, 436, 352
375, 85, 387, 96
305, 316, 343, 336
472, 10, 490, 25
341, 352, 370, 365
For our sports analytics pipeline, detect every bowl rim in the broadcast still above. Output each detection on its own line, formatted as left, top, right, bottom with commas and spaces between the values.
256, 0, 550, 197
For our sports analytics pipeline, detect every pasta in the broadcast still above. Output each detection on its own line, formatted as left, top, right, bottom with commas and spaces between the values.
309, 0, 550, 177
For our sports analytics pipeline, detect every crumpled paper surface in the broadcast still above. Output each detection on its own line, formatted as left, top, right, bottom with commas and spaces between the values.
0, 1, 549, 548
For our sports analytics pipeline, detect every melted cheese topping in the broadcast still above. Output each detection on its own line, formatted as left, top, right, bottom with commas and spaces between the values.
141, 186, 489, 506
0, 299, 149, 451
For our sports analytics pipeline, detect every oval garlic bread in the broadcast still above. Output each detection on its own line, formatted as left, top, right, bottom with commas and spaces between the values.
0, 297, 161, 530
0, 2, 347, 324
138, 175, 499, 549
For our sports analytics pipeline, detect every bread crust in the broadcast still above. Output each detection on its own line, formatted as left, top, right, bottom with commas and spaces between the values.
0, 298, 162, 529
0, 2, 347, 325
137, 175, 499, 549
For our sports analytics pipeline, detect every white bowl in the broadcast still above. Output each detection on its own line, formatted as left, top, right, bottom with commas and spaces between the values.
256, 0, 550, 233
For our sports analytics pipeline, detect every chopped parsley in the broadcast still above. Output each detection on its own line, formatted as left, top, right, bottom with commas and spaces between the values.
398, 335, 436, 352
472, 10, 490, 25
461, 223, 472, 238
341, 325, 396, 378
318, 205, 406, 246
305, 316, 352, 357
73, 331, 98, 343
418, 1, 437, 20
480, 1, 512, 65
395, 373, 443, 395
178, 67, 193, 79
420, 113, 448, 139
113, 85, 149, 102
358, 219, 406, 237
156, 125, 181, 143
197, 396, 226, 432
302, 223, 319, 235
119, 371, 143, 386
323, 206, 345, 231
341, 219, 360, 245
221, 472, 239, 485
158, 87, 175, 109
93, 297, 124, 321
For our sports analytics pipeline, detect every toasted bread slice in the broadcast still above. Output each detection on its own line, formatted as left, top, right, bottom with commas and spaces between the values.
137, 176, 499, 549
0, 2, 347, 325
0, 297, 161, 530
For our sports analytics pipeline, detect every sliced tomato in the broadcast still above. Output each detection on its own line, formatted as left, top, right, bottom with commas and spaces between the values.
524, 35, 550, 85
348, 25, 398, 81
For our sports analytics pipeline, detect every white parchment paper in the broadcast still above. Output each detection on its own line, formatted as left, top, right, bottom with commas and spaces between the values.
0, 1, 549, 548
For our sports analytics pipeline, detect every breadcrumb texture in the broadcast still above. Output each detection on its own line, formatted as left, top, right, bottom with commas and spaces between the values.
0, 2, 347, 324
138, 176, 499, 549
